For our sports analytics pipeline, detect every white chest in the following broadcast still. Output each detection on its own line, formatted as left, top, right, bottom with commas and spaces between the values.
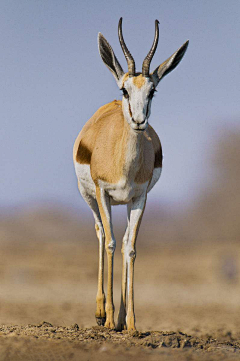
74, 162, 154, 204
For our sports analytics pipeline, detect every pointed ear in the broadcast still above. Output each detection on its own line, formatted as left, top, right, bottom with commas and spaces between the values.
98, 32, 124, 86
151, 40, 189, 86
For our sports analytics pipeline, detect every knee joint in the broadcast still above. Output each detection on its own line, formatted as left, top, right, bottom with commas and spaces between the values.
128, 250, 136, 260
105, 239, 116, 254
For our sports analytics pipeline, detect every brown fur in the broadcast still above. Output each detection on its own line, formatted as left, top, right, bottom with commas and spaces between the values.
148, 126, 162, 168
134, 127, 162, 184
121, 73, 129, 87
73, 100, 162, 185
132, 74, 146, 89
73, 100, 123, 166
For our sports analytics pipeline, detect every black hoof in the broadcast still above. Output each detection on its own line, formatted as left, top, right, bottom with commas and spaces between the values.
116, 323, 126, 331
96, 317, 106, 326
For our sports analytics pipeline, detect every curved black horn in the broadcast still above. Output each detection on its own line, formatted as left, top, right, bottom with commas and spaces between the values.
142, 20, 159, 77
118, 17, 135, 77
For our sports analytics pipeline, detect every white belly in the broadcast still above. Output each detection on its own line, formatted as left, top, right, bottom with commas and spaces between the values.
99, 178, 149, 205
147, 167, 162, 192
74, 162, 96, 198
74, 162, 161, 204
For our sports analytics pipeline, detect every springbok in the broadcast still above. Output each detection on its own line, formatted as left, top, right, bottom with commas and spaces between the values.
73, 18, 188, 331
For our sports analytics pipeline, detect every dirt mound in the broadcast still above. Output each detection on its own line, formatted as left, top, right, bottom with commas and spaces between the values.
1, 323, 240, 361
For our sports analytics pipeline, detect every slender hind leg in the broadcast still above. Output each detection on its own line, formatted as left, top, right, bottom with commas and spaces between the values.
78, 182, 106, 326
96, 186, 116, 329
94, 220, 106, 325
117, 202, 131, 331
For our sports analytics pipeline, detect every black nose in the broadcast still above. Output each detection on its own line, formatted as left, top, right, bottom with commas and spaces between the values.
132, 118, 145, 125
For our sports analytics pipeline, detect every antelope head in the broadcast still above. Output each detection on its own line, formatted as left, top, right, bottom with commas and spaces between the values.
98, 18, 189, 132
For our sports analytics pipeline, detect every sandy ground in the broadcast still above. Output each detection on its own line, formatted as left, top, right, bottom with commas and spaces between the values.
1, 224, 240, 360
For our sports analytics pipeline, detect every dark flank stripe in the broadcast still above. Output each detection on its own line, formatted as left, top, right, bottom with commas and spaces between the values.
154, 147, 163, 168
76, 142, 92, 164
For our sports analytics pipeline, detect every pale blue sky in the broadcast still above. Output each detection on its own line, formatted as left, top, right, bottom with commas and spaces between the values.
1, 0, 239, 211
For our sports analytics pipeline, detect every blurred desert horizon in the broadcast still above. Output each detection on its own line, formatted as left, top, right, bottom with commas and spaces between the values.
1, 126, 239, 247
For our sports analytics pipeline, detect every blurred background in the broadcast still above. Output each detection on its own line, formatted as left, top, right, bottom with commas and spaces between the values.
0, 0, 240, 333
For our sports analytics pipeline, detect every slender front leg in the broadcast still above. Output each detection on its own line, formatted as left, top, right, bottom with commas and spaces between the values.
117, 202, 131, 331
96, 186, 115, 329
126, 193, 147, 331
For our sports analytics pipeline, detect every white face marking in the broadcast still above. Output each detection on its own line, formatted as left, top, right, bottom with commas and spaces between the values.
121, 76, 155, 132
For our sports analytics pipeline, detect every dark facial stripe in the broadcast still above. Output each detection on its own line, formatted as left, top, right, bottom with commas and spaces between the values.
128, 102, 132, 118
146, 99, 151, 119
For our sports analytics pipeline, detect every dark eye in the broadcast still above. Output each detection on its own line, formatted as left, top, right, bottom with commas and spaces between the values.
149, 88, 156, 99
121, 87, 129, 99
